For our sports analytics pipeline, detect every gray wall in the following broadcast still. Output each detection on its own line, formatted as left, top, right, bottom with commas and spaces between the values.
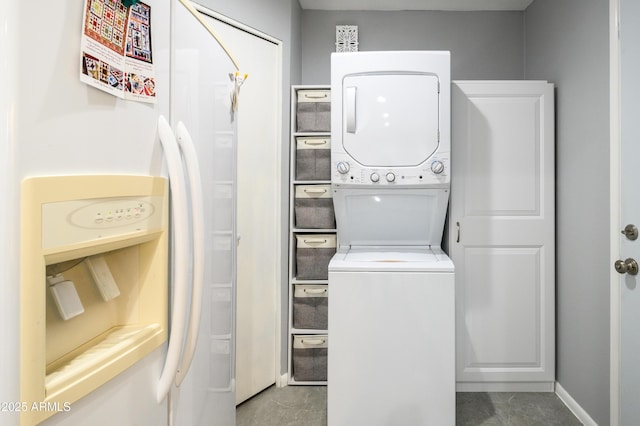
197, 0, 302, 376
301, 10, 525, 83
525, 0, 610, 424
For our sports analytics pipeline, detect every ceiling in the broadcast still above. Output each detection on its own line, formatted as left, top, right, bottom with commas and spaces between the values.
298, 0, 534, 11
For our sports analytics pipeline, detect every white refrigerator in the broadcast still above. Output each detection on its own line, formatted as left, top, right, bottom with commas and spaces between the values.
0, 0, 237, 424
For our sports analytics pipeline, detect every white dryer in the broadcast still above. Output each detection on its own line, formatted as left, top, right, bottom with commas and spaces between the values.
328, 51, 455, 426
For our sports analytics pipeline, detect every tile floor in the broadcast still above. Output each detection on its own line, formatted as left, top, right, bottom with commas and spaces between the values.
236, 385, 583, 426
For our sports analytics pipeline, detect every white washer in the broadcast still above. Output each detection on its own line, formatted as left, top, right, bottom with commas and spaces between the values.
328, 51, 455, 425
328, 247, 454, 425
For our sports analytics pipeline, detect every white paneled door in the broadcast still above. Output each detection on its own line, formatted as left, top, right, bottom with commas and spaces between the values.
196, 9, 282, 405
616, 0, 640, 423
450, 81, 555, 391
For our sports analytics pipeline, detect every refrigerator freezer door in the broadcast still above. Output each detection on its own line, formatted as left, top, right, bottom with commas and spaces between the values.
169, 3, 238, 425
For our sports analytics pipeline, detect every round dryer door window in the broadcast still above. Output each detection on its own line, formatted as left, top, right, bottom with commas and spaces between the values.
342, 73, 440, 167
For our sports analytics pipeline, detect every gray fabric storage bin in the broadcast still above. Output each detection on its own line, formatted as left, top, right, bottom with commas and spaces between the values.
294, 185, 335, 229
292, 335, 328, 381
293, 285, 328, 330
296, 90, 331, 132
295, 137, 331, 181
295, 234, 336, 280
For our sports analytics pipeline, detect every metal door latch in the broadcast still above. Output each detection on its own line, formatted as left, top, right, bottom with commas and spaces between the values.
622, 224, 638, 241
615, 258, 639, 275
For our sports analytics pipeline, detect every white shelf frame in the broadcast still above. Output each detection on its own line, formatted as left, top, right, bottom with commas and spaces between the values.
287, 85, 333, 386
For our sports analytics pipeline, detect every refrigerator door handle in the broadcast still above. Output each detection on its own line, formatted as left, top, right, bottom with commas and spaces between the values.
156, 116, 190, 403
174, 121, 205, 387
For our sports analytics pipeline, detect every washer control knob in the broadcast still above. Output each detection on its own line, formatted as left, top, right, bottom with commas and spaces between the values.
370, 172, 380, 183
386, 172, 396, 182
431, 160, 445, 174
336, 161, 350, 174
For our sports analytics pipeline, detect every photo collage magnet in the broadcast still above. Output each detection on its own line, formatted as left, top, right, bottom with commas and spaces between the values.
80, 0, 156, 102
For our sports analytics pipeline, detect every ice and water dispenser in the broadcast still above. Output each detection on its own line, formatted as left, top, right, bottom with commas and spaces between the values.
20, 175, 168, 425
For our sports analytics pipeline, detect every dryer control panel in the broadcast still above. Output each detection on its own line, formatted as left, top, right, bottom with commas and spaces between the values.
332, 151, 449, 186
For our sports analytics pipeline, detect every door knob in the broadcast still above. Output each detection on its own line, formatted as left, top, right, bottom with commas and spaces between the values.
622, 224, 638, 241
615, 258, 639, 275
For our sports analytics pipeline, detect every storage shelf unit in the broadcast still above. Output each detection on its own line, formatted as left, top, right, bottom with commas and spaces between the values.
288, 85, 334, 385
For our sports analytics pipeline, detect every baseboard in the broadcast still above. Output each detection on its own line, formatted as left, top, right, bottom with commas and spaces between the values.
555, 382, 598, 426
456, 381, 555, 392
276, 372, 289, 388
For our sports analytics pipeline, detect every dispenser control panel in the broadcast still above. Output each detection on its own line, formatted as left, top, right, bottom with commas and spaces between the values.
71, 198, 155, 227
42, 195, 165, 249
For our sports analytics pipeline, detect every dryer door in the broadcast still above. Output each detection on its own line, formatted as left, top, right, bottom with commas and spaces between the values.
342, 73, 440, 167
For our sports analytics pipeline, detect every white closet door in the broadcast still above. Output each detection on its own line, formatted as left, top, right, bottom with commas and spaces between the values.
202, 14, 281, 404
450, 81, 555, 391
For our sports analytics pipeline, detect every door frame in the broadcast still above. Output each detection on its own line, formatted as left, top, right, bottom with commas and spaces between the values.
610, 0, 621, 424
192, 2, 284, 395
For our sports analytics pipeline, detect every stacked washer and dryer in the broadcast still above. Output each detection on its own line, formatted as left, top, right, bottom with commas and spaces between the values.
327, 51, 455, 425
